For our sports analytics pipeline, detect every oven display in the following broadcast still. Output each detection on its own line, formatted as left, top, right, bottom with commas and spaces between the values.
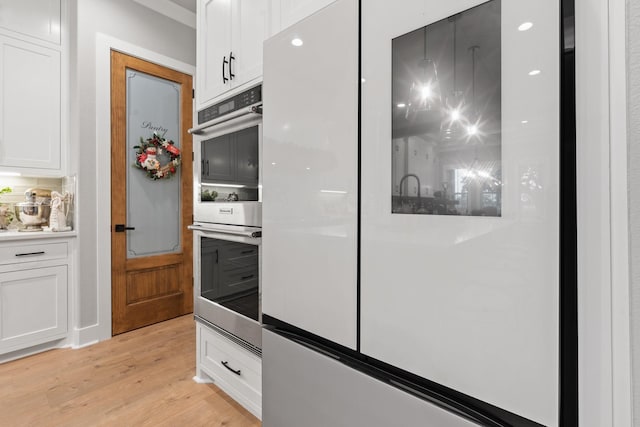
200, 237, 259, 321
198, 85, 262, 124
219, 99, 234, 114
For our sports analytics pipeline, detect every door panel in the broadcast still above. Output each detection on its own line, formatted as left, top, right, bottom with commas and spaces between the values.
361, 0, 559, 425
111, 51, 193, 335
126, 69, 182, 258
262, 0, 358, 349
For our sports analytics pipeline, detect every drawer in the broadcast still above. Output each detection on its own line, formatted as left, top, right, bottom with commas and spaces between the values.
199, 324, 261, 413
0, 241, 67, 266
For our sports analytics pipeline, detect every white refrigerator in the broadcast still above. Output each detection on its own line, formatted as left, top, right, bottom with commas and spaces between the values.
262, 0, 575, 425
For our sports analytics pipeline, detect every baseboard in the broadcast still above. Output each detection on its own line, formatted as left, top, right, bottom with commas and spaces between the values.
71, 324, 104, 349
193, 375, 213, 384
0, 339, 65, 364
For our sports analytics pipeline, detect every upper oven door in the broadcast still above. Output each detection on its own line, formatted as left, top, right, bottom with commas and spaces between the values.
193, 107, 262, 227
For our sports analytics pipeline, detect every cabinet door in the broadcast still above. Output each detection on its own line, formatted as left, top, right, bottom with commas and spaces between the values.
202, 133, 235, 182
0, 0, 61, 44
0, 35, 61, 170
231, 0, 271, 88
197, 0, 233, 109
235, 126, 259, 184
0, 265, 67, 354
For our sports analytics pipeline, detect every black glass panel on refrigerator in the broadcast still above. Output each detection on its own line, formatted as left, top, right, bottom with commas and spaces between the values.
200, 237, 259, 321
200, 125, 259, 203
391, 0, 502, 216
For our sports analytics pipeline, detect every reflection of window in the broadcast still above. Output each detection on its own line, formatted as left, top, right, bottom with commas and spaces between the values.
454, 168, 470, 194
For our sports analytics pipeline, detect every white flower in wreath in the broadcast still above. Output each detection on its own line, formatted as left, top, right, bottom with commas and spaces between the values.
156, 170, 164, 178
172, 159, 180, 166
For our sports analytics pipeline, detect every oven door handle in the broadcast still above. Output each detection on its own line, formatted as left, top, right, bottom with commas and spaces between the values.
188, 224, 262, 238
189, 104, 263, 135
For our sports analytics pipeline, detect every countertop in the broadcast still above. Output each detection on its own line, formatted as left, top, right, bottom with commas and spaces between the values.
0, 229, 77, 242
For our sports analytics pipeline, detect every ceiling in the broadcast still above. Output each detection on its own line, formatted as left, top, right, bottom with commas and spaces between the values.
167, 0, 196, 13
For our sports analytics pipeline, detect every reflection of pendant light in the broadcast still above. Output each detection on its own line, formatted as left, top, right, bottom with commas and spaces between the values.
406, 25, 442, 119
442, 15, 465, 141
466, 45, 481, 139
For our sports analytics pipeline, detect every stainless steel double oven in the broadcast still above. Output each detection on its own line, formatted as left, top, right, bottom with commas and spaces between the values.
189, 85, 262, 350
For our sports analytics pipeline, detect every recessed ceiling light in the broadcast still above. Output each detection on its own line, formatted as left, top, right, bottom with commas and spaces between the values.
291, 38, 303, 47
306, 167, 311, 170
521, 120, 529, 124
529, 69, 541, 76
361, 77, 366, 83
271, 162, 277, 166
518, 22, 533, 31
397, 103, 406, 108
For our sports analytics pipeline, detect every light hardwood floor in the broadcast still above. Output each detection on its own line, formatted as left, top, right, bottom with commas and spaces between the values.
0, 315, 261, 427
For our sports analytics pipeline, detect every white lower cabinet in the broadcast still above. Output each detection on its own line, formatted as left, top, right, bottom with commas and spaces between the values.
0, 239, 70, 357
196, 321, 262, 419
0, 265, 67, 354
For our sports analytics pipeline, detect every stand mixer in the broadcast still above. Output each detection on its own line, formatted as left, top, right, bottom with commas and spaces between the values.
15, 189, 51, 231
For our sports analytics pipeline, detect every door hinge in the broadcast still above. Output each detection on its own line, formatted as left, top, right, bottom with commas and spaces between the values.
192, 89, 195, 99
192, 151, 194, 162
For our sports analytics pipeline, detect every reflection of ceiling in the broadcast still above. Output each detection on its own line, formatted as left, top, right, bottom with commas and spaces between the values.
167, 0, 196, 13
392, 0, 501, 143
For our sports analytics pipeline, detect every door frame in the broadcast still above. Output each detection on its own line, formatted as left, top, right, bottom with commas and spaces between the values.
94, 34, 195, 343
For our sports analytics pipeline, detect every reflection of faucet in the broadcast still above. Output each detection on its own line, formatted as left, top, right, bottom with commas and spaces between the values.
399, 174, 421, 198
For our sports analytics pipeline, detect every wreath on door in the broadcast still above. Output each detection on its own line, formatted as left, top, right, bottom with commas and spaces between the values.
133, 132, 181, 180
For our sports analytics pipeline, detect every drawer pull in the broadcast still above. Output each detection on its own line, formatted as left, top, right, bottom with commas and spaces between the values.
15, 251, 46, 257
221, 360, 242, 376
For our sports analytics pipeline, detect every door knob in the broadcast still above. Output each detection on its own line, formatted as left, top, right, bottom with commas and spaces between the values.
114, 224, 135, 232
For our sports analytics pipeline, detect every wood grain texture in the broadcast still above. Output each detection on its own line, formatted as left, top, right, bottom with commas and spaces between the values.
0, 315, 260, 427
111, 50, 194, 335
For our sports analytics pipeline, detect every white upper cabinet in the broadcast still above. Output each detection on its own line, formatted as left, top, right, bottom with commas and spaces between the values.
0, 35, 61, 171
0, 0, 61, 45
0, 0, 65, 175
196, 0, 272, 111
271, 0, 337, 32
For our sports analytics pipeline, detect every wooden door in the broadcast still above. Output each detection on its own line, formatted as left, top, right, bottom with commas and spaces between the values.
111, 50, 193, 335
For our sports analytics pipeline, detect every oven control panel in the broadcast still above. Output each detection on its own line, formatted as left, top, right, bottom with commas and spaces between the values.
198, 85, 262, 124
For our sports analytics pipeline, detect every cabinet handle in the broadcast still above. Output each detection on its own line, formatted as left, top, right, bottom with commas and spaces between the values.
201, 159, 204, 175
206, 160, 210, 175
229, 51, 235, 80
215, 249, 219, 264
240, 250, 254, 254
241, 275, 254, 281
221, 360, 241, 376
15, 251, 45, 257
222, 56, 229, 84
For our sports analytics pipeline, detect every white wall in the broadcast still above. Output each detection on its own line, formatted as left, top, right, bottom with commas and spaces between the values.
628, 0, 640, 423
69, 0, 195, 330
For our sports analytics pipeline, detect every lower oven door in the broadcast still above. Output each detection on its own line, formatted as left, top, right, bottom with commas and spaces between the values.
191, 224, 262, 349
